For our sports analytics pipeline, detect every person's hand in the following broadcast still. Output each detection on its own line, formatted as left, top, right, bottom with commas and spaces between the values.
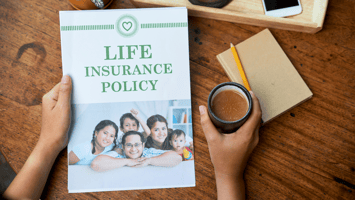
199, 91, 262, 178
2, 75, 72, 200
38, 75, 72, 153
134, 157, 151, 167
125, 159, 140, 167
130, 108, 139, 117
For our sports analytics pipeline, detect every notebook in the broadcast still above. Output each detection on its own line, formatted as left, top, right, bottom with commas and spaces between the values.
216, 29, 313, 124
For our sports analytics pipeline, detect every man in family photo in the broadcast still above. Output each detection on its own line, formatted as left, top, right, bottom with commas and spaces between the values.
91, 131, 182, 171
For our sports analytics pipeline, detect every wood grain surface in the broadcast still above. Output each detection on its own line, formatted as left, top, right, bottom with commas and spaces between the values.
0, 0, 354, 199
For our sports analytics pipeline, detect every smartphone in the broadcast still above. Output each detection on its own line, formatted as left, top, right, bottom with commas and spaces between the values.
261, 0, 302, 18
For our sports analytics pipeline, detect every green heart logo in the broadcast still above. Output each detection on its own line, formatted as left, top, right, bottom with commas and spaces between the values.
116, 15, 138, 37
122, 21, 132, 31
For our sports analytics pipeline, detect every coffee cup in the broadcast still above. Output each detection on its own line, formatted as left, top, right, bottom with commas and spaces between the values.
207, 82, 253, 133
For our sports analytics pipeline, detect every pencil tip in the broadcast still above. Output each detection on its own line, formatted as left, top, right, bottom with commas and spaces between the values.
230, 43, 234, 48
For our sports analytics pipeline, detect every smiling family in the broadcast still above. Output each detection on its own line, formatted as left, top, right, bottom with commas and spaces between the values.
68, 109, 194, 171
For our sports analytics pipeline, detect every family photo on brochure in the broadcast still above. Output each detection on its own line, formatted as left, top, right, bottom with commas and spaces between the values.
69, 108, 194, 169
67, 100, 195, 192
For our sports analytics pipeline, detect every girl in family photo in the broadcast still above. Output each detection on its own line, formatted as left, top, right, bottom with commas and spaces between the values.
68, 120, 119, 165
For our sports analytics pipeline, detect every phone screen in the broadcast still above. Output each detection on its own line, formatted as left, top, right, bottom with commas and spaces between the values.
264, 0, 299, 11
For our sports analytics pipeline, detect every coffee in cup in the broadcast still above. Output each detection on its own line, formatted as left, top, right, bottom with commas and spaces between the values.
207, 82, 253, 133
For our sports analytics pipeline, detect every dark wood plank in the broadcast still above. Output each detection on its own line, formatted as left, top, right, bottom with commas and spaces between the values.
0, 0, 354, 199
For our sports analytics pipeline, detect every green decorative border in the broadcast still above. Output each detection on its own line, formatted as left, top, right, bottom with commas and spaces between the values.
60, 24, 114, 31
141, 22, 188, 29
60, 22, 188, 31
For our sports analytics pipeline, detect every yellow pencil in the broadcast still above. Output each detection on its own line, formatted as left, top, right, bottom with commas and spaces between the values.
230, 43, 251, 91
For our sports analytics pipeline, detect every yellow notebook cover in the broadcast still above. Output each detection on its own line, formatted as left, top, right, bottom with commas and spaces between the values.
216, 29, 313, 124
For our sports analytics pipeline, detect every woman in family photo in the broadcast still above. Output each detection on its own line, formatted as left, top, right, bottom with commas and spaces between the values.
145, 114, 194, 151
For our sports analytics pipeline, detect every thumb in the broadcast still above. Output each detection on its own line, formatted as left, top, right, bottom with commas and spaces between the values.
199, 105, 220, 142
58, 75, 72, 108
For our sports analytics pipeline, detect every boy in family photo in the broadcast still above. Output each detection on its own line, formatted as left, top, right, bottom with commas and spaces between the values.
120, 109, 150, 137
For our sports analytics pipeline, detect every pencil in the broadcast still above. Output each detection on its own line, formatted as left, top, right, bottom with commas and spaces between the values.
230, 43, 251, 91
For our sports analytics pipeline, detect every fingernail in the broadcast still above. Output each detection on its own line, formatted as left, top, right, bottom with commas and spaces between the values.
61, 75, 69, 84
199, 105, 205, 115
249, 91, 253, 95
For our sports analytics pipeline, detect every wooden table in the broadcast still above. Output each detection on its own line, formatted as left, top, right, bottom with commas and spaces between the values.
0, 0, 354, 199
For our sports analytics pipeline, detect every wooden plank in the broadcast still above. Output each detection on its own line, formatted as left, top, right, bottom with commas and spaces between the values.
130, 0, 326, 33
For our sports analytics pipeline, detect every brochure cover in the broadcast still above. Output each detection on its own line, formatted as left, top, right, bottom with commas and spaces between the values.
59, 7, 195, 193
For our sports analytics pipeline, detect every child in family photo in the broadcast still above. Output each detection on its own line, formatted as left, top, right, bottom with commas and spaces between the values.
119, 109, 150, 137
68, 120, 119, 165
168, 129, 194, 161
